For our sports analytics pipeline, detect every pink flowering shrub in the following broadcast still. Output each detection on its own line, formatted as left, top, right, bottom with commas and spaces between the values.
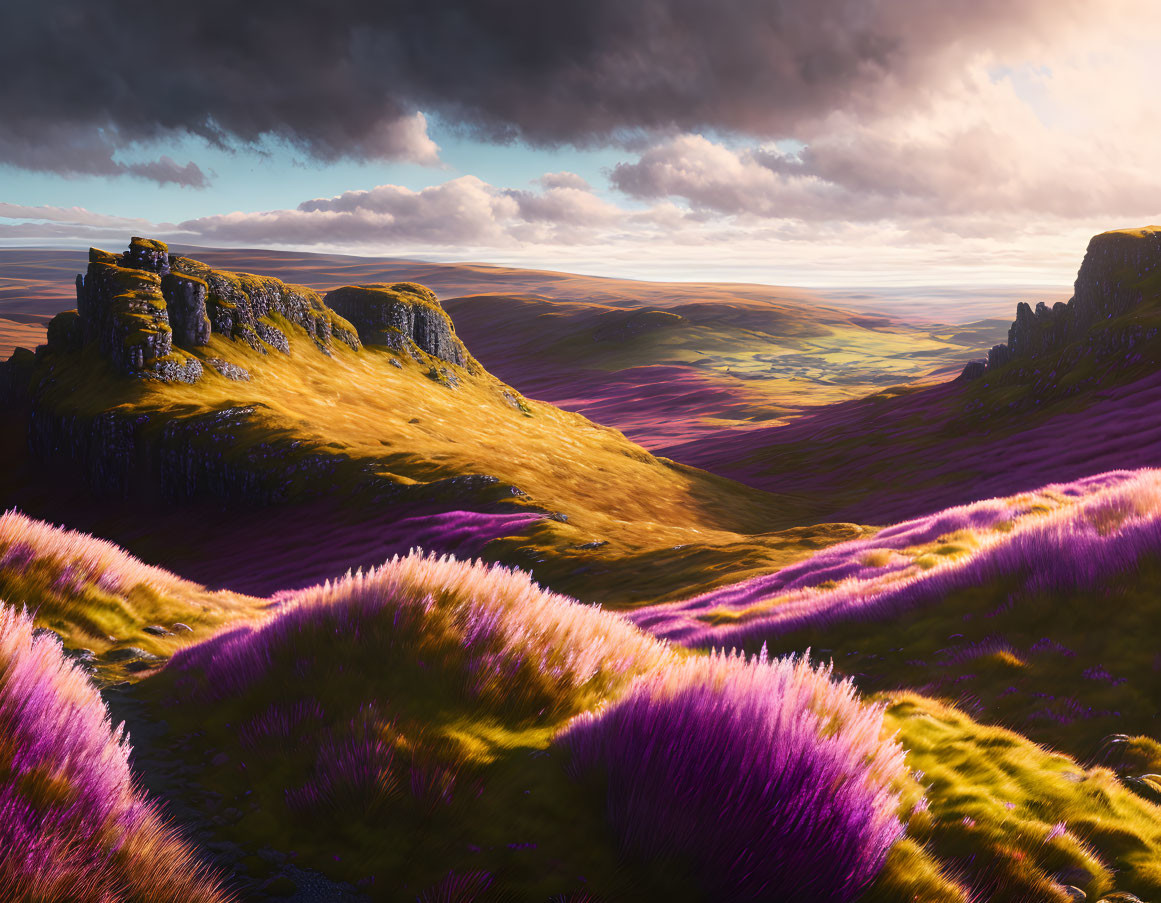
0, 603, 226, 902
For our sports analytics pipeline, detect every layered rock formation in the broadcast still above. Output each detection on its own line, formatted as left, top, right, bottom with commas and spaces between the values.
962, 226, 1161, 380
325, 283, 474, 369
168, 254, 360, 356
28, 237, 372, 385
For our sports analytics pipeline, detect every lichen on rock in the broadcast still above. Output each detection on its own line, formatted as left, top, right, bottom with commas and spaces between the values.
168, 255, 361, 352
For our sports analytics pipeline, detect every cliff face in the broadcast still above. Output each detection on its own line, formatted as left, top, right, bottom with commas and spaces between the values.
61, 237, 364, 383
962, 226, 1161, 381
14, 238, 478, 392
167, 254, 360, 356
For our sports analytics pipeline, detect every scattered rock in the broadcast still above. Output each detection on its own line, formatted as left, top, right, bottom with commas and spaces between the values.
255, 319, 291, 354
143, 624, 172, 636
172, 622, 194, 633
102, 646, 160, 662
206, 357, 251, 381
426, 365, 461, 388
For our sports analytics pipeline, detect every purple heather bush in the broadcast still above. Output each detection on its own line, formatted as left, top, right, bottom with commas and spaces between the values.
0, 602, 226, 902
160, 551, 674, 824
556, 649, 907, 903
0, 508, 197, 597
631, 468, 1161, 649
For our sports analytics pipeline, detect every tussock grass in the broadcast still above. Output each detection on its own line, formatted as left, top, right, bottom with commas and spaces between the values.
145, 551, 914, 899
148, 552, 678, 896
867, 693, 1161, 902
634, 469, 1160, 646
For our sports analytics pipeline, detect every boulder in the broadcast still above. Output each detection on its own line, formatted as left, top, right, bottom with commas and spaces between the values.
122, 236, 170, 273
958, 360, 987, 381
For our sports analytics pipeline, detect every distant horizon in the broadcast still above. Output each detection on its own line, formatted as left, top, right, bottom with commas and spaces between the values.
0, 238, 1079, 296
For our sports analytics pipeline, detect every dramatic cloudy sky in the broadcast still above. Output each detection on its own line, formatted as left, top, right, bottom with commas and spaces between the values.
2, 0, 1160, 286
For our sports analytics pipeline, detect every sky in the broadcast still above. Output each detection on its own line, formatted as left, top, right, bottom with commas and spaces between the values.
1, 0, 1160, 287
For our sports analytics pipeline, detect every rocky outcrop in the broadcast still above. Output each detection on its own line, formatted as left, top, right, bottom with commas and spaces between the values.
168, 256, 360, 354
34, 237, 369, 385
121, 236, 171, 274
73, 248, 202, 383
957, 360, 986, 381
0, 236, 508, 512
325, 283, 472, 368
160, 273, 211, 347
961, 226, 1161, 381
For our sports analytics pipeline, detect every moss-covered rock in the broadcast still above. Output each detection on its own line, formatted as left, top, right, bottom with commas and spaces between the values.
168, 256, 361, 353
325, 283, 471, 367
124, 236, 171, 273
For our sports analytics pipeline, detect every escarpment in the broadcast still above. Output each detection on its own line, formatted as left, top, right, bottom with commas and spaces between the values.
0, 237, 502, 506
961, 226, 1161, 383
1, 237, 477, 395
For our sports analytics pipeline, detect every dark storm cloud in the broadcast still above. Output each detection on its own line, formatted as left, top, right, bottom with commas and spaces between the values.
0, 122, 208, 187
0, 0, 1089, 179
